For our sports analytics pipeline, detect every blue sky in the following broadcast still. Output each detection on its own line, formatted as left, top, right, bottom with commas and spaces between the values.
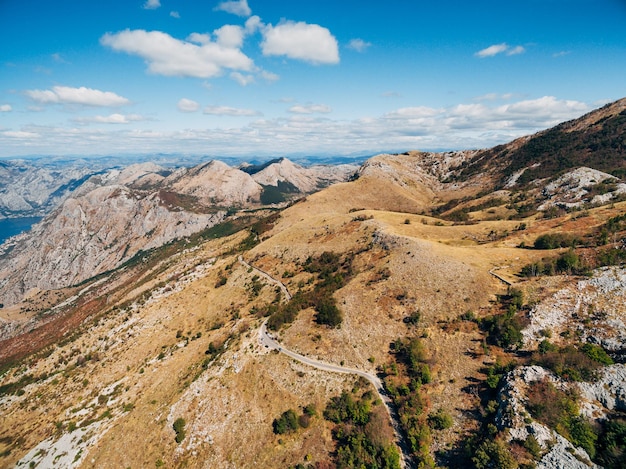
1, 0, 625, 159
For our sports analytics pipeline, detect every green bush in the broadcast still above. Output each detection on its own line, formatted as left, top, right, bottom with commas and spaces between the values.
569, 416, 598, 459
581, 343, 614, 365
173, 417, 186, 443
428, 408, 453, 430
534, 345, 603, 381
534, 233, 580, 249
596, 417, 626, 469
472, 438, 518, 469
323, 389, 401, 469
272, 409, 299, 435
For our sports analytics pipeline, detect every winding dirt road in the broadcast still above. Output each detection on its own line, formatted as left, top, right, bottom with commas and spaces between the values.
239, 255, 415, 468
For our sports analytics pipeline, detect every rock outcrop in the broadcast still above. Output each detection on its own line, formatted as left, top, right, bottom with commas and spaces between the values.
0, 184, 224, 305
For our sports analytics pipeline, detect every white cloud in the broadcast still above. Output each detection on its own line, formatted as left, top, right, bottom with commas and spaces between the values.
143, 0, 160, 10
101, 29, 254, 78
170, 11, 180, 19
74, 113, 145, 124
203, 105, 260, 116
2, 130, 40, 138
0, 96, 591, 158
261, 21, 339, 64
25, 86, 130, 107
215, 0, 251, 17
230, 72, 255, 86
384, 106, 443, 119
259, 70, 279, 82
245, 16, 263, 34
347, 39, 371, 52
177, 98, 200, 112
0, 104, 11, 112
288, 104, 332, 114
475, 43, 508, 58
474, 93, 515, 101
186, 33, 211, 45
214, 25, 245, 48
507, 45, 525, 56
382, 91, 401, 98
553, 50, 571, 58
475, 43, 526, 58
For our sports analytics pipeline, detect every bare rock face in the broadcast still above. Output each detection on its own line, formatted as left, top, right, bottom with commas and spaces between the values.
522, 266, 626, 352
0, 184, 224, 306
537, 167, 625, 211
0, 160, 94, 218
251, 158, 357, 193
164, 160, 262, 206
495, 366, 600, 469
577, 364, 626, 412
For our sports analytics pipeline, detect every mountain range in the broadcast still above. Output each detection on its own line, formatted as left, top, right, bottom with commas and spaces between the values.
0, 98, 625, 469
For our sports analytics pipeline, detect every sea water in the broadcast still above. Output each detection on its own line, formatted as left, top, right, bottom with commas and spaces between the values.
0, 217, 42, 244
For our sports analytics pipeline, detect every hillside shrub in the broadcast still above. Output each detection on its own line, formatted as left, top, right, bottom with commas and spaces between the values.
323, 389, 401, 469
596, 417, 626, 469
383, 336, 436, 467
534, 345, 603, 381
266, 252, 354, 330
173, 417, 186, 443
533, 233, 580, 249
581, 343, 614, 365
272, 409, 299, 435
428, 408, 453, 430
472, 438, 518, 469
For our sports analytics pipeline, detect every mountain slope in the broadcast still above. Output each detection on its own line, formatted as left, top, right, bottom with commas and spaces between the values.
454, 97, 626, 186
0, 98, 625, 469
0, 158, 357, 308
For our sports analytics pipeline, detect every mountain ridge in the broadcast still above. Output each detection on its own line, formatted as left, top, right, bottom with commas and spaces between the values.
0, 98, 625, 469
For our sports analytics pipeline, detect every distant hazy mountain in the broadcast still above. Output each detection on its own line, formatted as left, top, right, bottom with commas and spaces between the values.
0, 159, 97, 219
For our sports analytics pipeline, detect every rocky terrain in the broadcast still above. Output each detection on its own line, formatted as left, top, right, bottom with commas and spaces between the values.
0, 159, 356, 308
0, 159, 97, 219
0, 99, 625, 469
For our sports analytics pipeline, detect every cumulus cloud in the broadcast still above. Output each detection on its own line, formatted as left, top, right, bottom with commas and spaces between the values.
215, 0, 251, 17
74, 113, 145, 124
101, 29, 254, 78
177, 98, 200, 112
143, 0, 160, 10
0, 104, 12, 112
261, 21, 339, 64
203, 105, 260, 116
288, 104, 332, 114
230, 72, 255, 86
347, 39, 372, 52
475, 43, 526, 58
259, 70, 279, 82
25, 86, 130, 107
245, 15, 263, 34
170, 11, 180, 19
214, 25, 245, 48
